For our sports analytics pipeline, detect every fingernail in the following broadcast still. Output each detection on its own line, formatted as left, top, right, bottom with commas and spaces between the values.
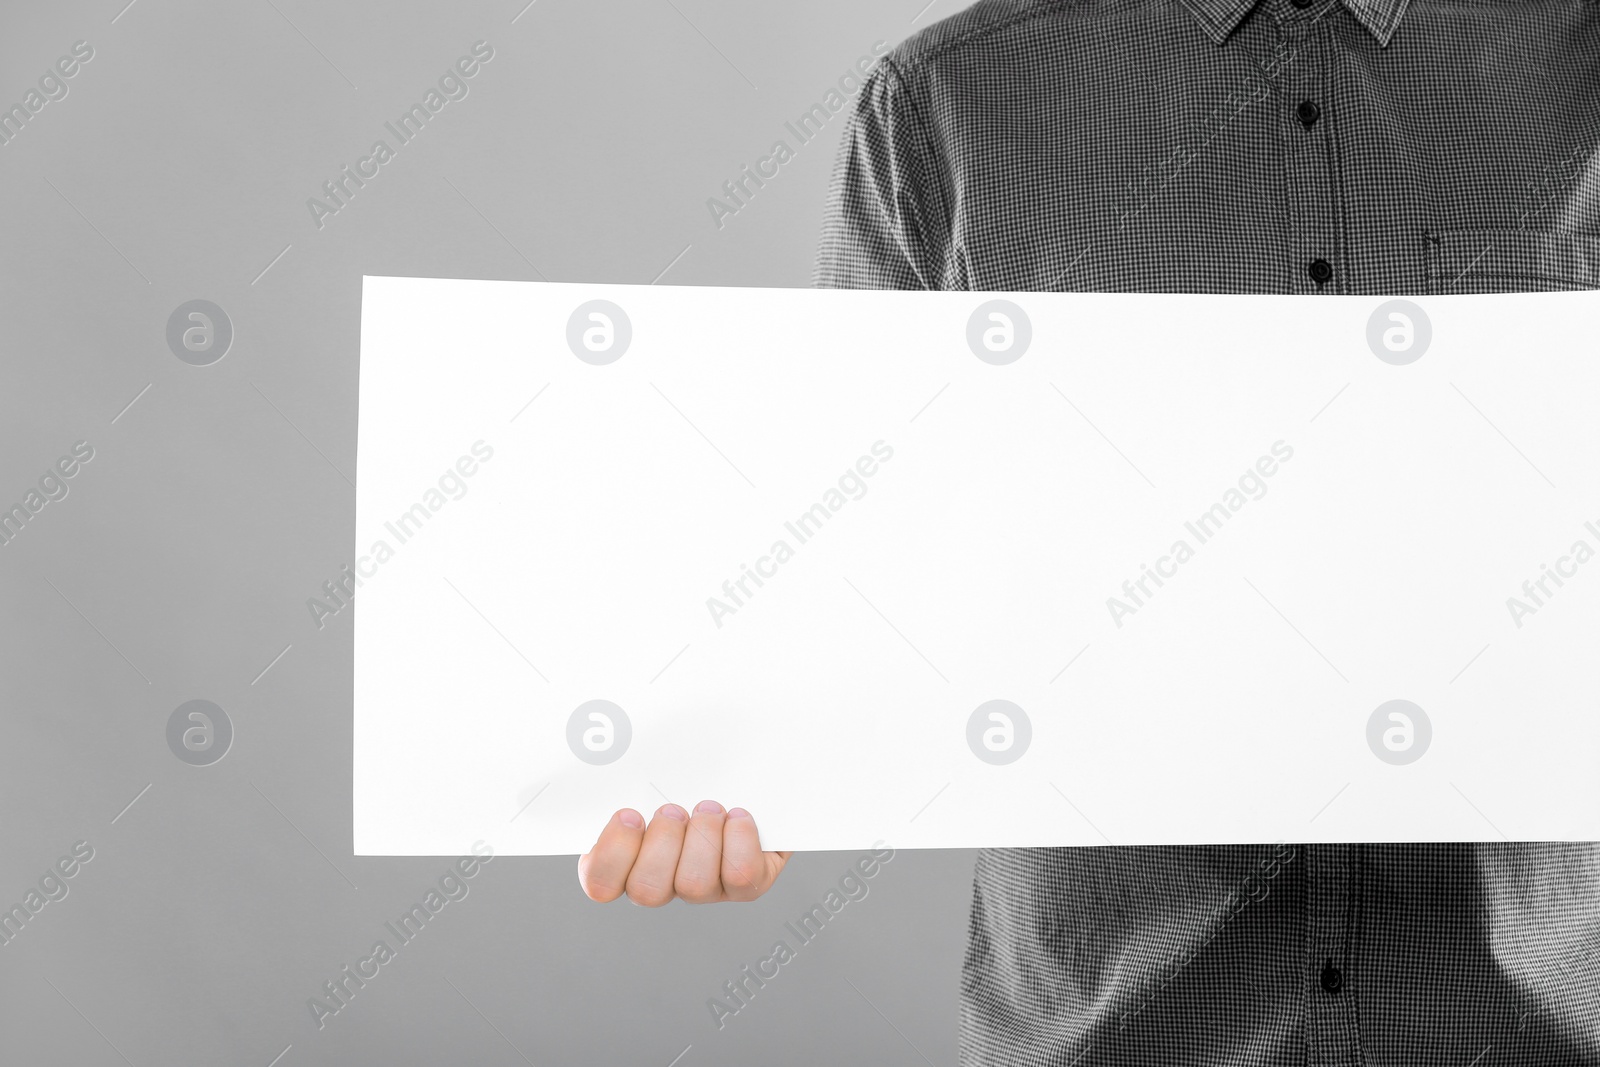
618, 809, 644, 829
660, 804, 688, 822
728, 807, 751, 819
695, 799, 724, 815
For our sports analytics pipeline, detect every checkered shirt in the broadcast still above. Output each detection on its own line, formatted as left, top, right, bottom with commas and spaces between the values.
814, 0, 1600, 1063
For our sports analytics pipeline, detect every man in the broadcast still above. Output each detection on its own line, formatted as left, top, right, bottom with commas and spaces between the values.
581, 0, 1600, 1062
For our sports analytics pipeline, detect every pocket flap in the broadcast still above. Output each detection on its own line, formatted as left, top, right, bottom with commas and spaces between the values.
1428, 229, 1600, 292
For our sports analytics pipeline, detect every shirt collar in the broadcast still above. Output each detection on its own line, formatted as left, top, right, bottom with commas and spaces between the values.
1178, 0, 1411, 47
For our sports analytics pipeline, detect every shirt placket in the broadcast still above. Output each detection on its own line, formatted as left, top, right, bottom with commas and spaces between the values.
1275, 0, 1341, 294
1305, 843, 1363, 1066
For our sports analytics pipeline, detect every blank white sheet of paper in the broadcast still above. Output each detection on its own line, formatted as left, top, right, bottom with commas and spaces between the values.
354, 276, 1600, 855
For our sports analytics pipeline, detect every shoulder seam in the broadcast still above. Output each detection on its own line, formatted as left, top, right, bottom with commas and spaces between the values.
893, 0, 1086, 76
874, 53, 950, 289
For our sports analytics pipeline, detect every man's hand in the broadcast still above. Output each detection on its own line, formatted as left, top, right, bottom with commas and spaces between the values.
577, 801, 791, 905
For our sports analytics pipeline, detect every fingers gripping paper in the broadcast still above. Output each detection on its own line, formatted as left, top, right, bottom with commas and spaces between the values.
354, 277, 1600, 855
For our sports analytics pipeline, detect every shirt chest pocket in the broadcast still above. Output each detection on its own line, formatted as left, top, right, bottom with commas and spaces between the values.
1427, 229, 1600, 293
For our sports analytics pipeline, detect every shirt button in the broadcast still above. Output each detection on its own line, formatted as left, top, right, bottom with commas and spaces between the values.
1296, 100, 1321, 128
1308, 258, 1333, 285
1321, 960, 1343, 994
1292, 0, 1314, 7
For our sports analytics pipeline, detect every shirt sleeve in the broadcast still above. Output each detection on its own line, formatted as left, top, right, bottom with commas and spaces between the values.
813, 57, 951, 290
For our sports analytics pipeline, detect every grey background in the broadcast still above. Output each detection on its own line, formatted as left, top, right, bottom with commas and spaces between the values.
0, 1, 976, 1063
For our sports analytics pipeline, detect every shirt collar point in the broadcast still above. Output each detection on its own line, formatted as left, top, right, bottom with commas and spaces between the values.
1345, 0, 1412, 47
1175, 0, 1256, 45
